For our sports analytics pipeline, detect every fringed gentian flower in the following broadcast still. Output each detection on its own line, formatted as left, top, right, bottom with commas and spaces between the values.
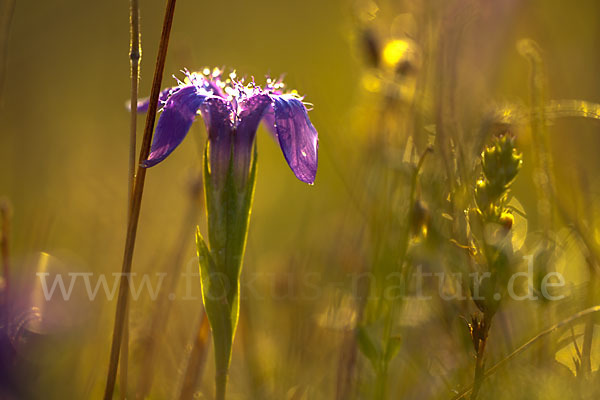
136, 68, 319, 400
138, 68, 318, 184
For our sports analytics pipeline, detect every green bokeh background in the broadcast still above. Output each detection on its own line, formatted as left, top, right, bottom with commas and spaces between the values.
2, 0, 600, 399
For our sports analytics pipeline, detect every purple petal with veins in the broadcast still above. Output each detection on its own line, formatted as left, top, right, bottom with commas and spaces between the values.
261, 106, 277, 138
234, 94, 273, 181
133, 87, 180, 113
271, 95, 319, 184
141, 86, 207, 167
199, 97, 234, 183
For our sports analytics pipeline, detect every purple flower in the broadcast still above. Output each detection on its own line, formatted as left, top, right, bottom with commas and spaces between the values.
137, 68, 319, 184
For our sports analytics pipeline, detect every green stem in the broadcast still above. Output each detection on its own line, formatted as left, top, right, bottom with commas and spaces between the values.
200, 143, 258, 400
215, 368, 228, 400
374, 365, 388, 400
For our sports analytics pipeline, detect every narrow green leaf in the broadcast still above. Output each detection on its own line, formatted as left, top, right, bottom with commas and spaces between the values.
384, 336, 402, 364
196, 227, 234, 399
356, 325, 381, 371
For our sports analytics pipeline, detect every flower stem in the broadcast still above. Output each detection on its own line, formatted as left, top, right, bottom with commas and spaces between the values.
470, 314, 490, 400
103, 1, 178, 398
128, 0, 141, 211
197, 144, 258, 400
373, 365, 388, 400
215, 372, 227, 400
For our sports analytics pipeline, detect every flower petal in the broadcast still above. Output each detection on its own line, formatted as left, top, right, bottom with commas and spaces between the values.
271, 95, 319, 184
234, 94, 273, 182
141, 86, 207, 167
199, 97, 234, 183
261, 106, 276, 137
132, 87, 180, 113
238, 94, 273, 134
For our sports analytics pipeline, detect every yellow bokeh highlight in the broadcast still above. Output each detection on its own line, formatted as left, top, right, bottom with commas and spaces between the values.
361, 73, 381, 92
382, 39, 410, 67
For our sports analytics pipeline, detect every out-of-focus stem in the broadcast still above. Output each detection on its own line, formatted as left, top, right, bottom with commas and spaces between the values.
580, 256, 598, 379
120, 306, 129, 400
0, 199, 10, 318
518, 39, 554, 231
434, 9, 466, 188
136, 173, 203, 398
239, 301, 268, 400
335, 329, 358, 400
178, 311, 210, 400
375, 147, 432, 400
553, 189, 600, 380
103, 1, 178, 398
373, 369, 388, 400
0, 0, 15, 106
581, 315, 594, 377
451, 305, 600, 400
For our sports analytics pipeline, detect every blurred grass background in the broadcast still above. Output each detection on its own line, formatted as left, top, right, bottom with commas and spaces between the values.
2, 0, 600, 399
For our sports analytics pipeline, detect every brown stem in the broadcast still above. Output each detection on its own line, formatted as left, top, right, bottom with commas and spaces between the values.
470, 323, 489, 400
128, 0, 141, 210
178, 311, 211, 400
103, 1, 178, 398
335, 330, 358, 400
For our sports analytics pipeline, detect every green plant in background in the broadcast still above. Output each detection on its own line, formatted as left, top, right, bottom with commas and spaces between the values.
347, 14, 431, 396
355, 144, 431, 400
465, 134, 523, 399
